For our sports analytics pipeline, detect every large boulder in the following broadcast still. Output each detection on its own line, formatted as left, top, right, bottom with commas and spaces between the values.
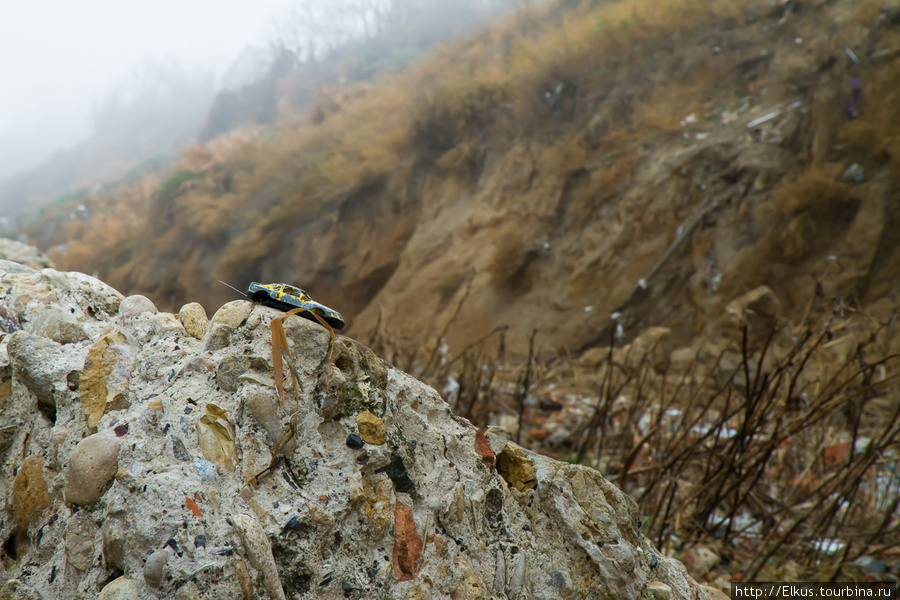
0, 262, 711, 600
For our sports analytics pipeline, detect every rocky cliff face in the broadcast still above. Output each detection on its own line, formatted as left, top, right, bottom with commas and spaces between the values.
0, 259, 718, 600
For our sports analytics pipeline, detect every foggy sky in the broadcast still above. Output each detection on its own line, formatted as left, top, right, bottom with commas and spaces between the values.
0, 0, 294, 180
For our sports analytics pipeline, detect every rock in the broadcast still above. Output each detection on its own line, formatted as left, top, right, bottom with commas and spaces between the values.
474, 429, 495, 471
28, 306, 89, 344
211, 300, 253, 328
65, 511, 98, 570
64, 433, 120, 505
117, 294, 157, 321
722, 285, 782, 347
496, 442, 537, 491
232, 513, 286, 600
245, 386, 284, 445
7, 331, 63, 409
12, 455, 51, 531
101, 512, 129, 570
680, 544, 720, 580
95, 577, 139, 600
143, 548, 170, 588
357, 410, 386, 445
0, 580, 43, 600
393, 502, 423, 582
0, 265, 710, 599
79, 328, 139, 427
645, 581, 673, 600
0, 306, 21, 334
235, 559, 253, 600
178, 302, 209, 339
623, 326, 672, 373
0, 239, 54, 269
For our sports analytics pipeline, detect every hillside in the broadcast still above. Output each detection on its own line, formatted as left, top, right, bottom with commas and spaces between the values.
27, 0, 900, 361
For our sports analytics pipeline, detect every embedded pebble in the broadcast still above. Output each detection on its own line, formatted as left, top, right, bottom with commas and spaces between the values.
346, 433, 364, 449
96, 576, 139, 600
12, 455, 51, 531
178, 303, 209, 339
29, 306, 89, 344
118, 294, 158, 321
79, 327, 139, 427
496, 443, 537, 491
356, 410, 385, 445
645, 581, 673, 600
210, 300, 252, 328
172, 436, 191, 462
143, 548, 170, 588
392, 503, 423, 582
65, 512, 98, 571
232, 513, 286, 600
144, 397, 164, 429
192, 459, 219, 482
64, 434, 121, 505
235, 558, 253, 600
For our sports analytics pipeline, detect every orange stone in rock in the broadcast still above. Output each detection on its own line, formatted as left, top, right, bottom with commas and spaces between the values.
474, 429, 495, 471
392, 503, 422, 582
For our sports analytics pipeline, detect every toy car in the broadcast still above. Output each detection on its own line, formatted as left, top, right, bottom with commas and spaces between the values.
246, 282, 345, 330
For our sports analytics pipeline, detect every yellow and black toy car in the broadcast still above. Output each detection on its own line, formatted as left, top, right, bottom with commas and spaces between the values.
246, 282, 345, 330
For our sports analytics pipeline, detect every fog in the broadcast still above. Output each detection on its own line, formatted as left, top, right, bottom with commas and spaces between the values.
0, 0, 294, 182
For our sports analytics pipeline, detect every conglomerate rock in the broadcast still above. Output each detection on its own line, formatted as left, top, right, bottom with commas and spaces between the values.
0, 260, 713, 600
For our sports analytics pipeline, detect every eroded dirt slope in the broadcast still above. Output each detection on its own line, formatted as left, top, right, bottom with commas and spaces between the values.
28, 0, 900, 358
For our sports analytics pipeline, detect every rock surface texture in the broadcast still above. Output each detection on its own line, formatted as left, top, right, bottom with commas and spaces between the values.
0, 259, 711, 599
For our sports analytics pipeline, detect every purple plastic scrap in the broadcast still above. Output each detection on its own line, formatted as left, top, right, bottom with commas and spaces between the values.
846, 79, 862, 119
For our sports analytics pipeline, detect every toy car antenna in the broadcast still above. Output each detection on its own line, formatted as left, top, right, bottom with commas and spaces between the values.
219, 280, 249, 298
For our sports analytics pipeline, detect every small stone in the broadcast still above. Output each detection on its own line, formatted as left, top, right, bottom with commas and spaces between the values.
0, 579, 43, 600
644, 581, 672, 600
232, 513, 286, 600
210, 300, 252, 328
474, 429, 495, 471
650, 554, 659, 568
346, 433, 364, 449
28, 306, 89, 344
178, 302, 209, 339
356, 410, 385, 445
102, 512, 128, 570
80, 327, 139, 427
0, 306, 21, 333
12, 455, 51, 531
245, 386, 284, 445
194, 534, 206, 548
118, 294, 157, 321
7, 331, 62, 409
144, 397, 164, 429
192, 459, 219, 482
235, 559, 253, 600
392, 502, 423, 582
174, 583, 202, 600
65, 512, 98, 571
96, 576, 139, 600
496, 443, 537, 492
172, 436, 191, 462
143, 548, 170, 588
216, 356, 256, 393
64, 433, 121, 505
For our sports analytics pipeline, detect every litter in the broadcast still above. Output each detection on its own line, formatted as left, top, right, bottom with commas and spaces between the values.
746, 101, 802, 128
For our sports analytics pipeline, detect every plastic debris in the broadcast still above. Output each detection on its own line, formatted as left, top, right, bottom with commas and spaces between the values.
746, 101, 802, 128
846, 79, 862, 119
843, 163, 864, 183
